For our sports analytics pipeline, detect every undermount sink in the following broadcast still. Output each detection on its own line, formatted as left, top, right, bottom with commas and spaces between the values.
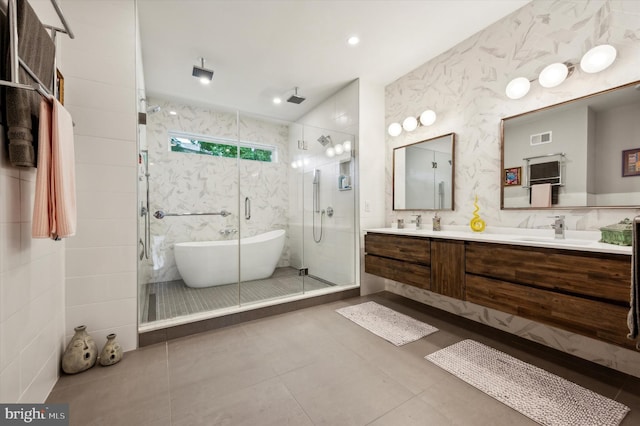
512, 237, 596, 246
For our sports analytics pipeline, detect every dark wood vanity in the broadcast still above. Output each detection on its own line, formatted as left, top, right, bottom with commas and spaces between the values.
364, 232, 633, 349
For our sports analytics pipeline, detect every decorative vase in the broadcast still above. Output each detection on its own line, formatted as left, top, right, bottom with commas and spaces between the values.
99, 333, 123, 366
61, 325, 98, 374
469, 195, 486, 233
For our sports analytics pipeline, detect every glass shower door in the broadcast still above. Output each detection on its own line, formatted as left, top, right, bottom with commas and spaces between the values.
237, 112, 304, 306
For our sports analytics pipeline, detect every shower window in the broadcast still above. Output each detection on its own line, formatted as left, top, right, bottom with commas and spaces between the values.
169, 131, 277, 162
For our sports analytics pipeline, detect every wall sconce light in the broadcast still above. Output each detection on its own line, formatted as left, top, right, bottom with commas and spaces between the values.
388, 109, 437, 137
505, 44, 617, 100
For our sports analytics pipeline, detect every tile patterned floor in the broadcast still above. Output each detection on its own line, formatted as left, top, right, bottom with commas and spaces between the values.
140, 267, 332, 323
48, 292, 640, 425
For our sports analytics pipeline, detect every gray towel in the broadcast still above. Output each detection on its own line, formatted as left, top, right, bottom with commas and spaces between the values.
4, 0, 56, 167
628, 216, 640, 350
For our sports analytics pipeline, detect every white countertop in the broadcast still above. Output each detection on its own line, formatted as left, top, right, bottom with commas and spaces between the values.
365, 225, 632, 256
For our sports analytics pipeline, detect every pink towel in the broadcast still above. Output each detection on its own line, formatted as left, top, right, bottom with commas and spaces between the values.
530, 183, 552, 208
32, 98, 76, 239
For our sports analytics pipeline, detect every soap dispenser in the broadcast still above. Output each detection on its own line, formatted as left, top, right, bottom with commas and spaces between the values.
433, 213, 441, 231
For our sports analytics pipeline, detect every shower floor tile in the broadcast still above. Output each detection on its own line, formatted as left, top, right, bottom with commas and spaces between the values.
140, 267, 331, 324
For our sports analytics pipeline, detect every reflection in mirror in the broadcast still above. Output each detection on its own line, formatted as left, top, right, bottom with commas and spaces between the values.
393, 133, 455, 210
502, 80, 640, 209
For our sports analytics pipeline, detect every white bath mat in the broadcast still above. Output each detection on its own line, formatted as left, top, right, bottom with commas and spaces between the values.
335, 301, 438, 346
426, 339, 630, 426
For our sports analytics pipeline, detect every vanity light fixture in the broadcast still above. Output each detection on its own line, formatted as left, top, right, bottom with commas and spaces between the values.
580, 44, 617, 73
538, 62, 571, 88
505, 77, 531, 100
388, 109, 437, 136
419, 109, 437, 126
505, 44, 617, 99
192, 57, 214, 85
388, 122, 402, 137
402, 116, 418, 132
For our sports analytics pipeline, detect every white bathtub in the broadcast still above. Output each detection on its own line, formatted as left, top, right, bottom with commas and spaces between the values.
174, 229, 286, 288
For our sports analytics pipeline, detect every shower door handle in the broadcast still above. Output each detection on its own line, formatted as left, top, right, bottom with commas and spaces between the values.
245, 197, 251, 220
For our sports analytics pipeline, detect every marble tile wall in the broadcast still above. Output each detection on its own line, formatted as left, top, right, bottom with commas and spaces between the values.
384, 0, 640, 376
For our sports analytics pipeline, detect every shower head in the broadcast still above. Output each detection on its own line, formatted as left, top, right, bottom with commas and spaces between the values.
192, 57, 214, 83
287, 87, 306, 104
317, 135, 332, 146
146, 106, 161, 114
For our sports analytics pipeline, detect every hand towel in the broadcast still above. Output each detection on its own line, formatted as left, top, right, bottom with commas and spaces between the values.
628, 216, 640, 350
530, 183, 552, 208
32, 98, 76, 239
5, 0, 56, 167
50, 98, 76, 238
32, 98, 53, 237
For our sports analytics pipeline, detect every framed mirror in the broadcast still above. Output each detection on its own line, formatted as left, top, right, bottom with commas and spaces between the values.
501, 80, 640, 209
393, 133, 455, 210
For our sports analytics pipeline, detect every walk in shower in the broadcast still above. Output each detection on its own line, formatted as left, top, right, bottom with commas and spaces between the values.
137, 97, 358, 330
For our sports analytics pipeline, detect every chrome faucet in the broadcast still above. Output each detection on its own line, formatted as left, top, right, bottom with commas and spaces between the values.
550, 215, 565, 239
411, 214, 422, 230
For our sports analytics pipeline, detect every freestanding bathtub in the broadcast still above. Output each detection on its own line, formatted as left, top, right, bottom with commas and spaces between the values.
174, 229, 286, 288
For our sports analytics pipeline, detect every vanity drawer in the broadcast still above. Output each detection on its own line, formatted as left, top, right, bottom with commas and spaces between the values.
465, 242, 630, 304
365, 255, 431, 290
365, 233, 430, 264
465, 274, 632, 349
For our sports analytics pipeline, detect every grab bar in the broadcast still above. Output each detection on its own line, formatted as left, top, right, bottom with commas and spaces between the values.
245, 197, 251, 220
153, 210, 231, 219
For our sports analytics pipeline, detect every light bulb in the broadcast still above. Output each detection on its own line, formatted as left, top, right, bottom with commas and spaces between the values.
505, 77, 531, 99
343, 141, 351, 151
334, 144, 344, 155
402, 116, 418, 132
538, 63, 569, 88
388, 122, 402, 137
325, 147, 335, 157
419, 110, 436, 126
347, 36, 360, 46
580, 44, 616, 73
200, 77, 211, 85
273, 97, 282, 104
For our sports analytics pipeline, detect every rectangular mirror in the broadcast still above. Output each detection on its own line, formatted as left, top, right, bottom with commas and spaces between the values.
393, 133, 455, 210
502, 80, 640, 209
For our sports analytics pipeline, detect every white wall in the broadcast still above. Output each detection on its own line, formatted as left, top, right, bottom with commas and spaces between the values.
60, 0, 138, 353
0, 0, 67, 403
385, 0, 640, 377
358, 79, 386, 295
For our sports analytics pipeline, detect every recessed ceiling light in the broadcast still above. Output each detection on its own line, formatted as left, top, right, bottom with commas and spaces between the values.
273, 97, 282, 104
347, 35, 360, 46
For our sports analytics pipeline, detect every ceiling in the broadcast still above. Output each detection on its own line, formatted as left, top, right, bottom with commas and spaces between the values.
137, 0, 531, 122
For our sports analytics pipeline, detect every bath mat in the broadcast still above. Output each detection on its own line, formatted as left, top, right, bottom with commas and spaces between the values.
335, 301, 438, 346
425, 339, 630, 426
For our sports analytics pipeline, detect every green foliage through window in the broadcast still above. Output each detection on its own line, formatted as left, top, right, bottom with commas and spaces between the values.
169, 134, 274, 162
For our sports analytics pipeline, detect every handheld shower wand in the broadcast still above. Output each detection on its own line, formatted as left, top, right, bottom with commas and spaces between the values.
313, 169, 320, 213
312, 169, 324, 242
